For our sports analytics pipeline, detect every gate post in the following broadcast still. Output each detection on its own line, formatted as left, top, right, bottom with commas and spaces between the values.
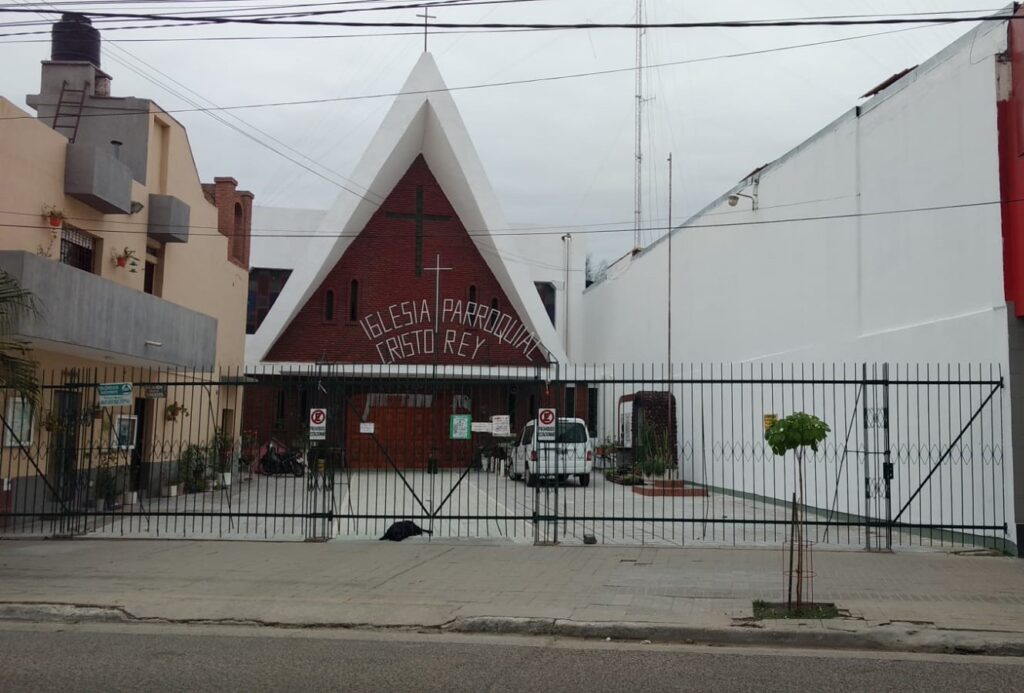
883, 362, 893, 551
862, 363, 871, 551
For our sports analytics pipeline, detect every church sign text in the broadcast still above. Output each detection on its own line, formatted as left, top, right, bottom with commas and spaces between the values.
359, 299, 541, 364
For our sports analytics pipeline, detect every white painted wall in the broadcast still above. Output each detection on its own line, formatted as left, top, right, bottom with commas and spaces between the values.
511, 230, 586, 361
580, 20, 1014, 544
249, 206, 329, 271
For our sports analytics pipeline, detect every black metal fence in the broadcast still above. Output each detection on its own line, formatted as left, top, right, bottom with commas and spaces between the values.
0, 363, 1011, 552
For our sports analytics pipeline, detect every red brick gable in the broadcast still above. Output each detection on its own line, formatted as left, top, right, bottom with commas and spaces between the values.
266, 155, 545, 365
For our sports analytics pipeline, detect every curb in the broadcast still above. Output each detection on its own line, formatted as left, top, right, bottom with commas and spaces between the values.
445, 617, 1024, 657
3, 603, 1024, 657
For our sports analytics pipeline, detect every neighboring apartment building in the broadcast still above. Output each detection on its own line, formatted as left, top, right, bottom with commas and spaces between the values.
0, 15, 250, 514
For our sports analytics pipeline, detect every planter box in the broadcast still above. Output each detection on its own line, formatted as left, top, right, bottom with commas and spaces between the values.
122, 491, 138, 506
218, 472, 232, 487
162, 484, 179, 498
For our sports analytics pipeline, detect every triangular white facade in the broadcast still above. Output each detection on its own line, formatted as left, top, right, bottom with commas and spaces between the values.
247, 53, 567, 365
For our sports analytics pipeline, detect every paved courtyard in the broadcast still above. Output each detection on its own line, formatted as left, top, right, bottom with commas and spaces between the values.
2, 468, 993, 551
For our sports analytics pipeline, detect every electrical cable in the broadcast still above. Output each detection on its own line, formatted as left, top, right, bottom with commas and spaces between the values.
0, 25, 952, 122
4, 195, 1021, 239
0, 6, 1015, 30
6, 0, 386, 202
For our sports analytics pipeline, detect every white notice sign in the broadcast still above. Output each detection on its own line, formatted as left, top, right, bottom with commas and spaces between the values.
537, 408, 556, 442
490, 415, 511, 437
471, 422, 492, 433
360, 422, 375, 434
309, 408, 327, 441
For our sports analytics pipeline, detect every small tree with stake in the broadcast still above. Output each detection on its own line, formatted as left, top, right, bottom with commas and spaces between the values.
765, 412, 830, 610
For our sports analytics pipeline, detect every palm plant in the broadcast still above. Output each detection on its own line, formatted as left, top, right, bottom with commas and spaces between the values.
0, 270, 39, 402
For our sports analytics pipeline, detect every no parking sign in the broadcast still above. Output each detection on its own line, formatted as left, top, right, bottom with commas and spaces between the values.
537, 408, 556, 441
309, 408, 327, 441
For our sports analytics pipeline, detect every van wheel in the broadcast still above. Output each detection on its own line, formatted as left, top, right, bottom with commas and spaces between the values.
526, 466, 537, 487
578, 474, 591, 488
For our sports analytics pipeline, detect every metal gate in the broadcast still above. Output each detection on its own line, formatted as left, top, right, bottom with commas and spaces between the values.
0, 363, 1012, 552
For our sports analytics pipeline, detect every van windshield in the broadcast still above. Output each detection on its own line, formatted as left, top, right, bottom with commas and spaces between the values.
556, 422, 588, 443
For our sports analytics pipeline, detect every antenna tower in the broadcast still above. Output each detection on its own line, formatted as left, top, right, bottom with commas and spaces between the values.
633, 0, 645, 251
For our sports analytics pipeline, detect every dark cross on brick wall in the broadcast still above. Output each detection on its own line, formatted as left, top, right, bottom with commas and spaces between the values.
386, 185, 451, 276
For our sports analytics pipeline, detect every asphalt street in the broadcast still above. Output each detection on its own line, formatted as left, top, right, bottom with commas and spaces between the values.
1, 622, 1021, 692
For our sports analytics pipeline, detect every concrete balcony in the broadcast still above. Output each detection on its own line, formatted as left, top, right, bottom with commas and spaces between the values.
64, 142, 132, 214
0, 251, 216, 369
147, 194, 190, 244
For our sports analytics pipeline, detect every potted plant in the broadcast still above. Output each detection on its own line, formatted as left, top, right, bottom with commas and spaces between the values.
94, 460, 118, 511
162, 474, 180, 498
42, 205, 65, 228
179, 443, 209, 493
596, 436, 618, 468
211, 428, 234, 487
119, 467, 137, 506
636, 420, 671, 479
238, 430, 257, 480
41, 410, 62, 433
112, 246, 141, 273
165, 401, 189, 422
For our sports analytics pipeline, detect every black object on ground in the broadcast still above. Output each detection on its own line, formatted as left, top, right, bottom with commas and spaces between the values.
380, 521, 434, 541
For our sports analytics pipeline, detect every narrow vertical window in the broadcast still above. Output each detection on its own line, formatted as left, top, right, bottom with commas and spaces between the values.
324, 290, 335, 322
275, 390, 285, 420
230, 202, 245, 264
487, 297, 499, 330
349, 279, 359, 321
468, 284, 477, 304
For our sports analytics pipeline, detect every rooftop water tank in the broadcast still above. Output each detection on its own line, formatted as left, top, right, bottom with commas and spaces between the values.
51, 13, 100, 67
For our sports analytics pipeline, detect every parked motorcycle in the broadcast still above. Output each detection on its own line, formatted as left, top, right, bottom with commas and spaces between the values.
258, 445, 306, 477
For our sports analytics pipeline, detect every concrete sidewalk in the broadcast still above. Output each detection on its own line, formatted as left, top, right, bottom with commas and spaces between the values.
1, 539, 1023, 655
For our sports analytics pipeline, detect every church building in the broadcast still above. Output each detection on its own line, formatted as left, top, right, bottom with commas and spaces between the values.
243, 53, 587, 469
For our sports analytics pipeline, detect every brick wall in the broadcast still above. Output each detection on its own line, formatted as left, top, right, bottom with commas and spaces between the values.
240, 376, 556, 469
202, 176, 253, 270
266, 155, 545, 365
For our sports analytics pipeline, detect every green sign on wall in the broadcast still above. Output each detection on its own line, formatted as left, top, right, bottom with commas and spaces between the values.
449, 414, 471, 440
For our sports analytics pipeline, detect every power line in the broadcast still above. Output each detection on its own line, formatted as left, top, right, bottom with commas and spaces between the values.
3, 196, 1020, 239
7, 0, 385, 202
0, 24, 947, 121
0, 189, 854, 234
5, 6, 990, 40
0, 0, 547, 25
0, 21, 552, 38
102, 46, 385, 203
0, 6, 1014, 30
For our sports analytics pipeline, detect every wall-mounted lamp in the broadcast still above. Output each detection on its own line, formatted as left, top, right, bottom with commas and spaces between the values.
727, 192, 757, 208
144, 340, 163, 348
130, 201, 145, 214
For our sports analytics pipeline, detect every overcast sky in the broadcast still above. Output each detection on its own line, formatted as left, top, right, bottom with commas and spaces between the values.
0, 0, 1005, 263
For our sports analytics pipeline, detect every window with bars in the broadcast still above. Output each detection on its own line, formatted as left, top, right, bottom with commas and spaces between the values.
59, 226, 96, 273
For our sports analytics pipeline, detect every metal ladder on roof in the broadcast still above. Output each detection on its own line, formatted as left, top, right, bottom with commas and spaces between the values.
52, 80, 88, 143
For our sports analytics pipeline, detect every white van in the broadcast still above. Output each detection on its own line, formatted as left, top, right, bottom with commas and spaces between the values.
509, 417, 593, 487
